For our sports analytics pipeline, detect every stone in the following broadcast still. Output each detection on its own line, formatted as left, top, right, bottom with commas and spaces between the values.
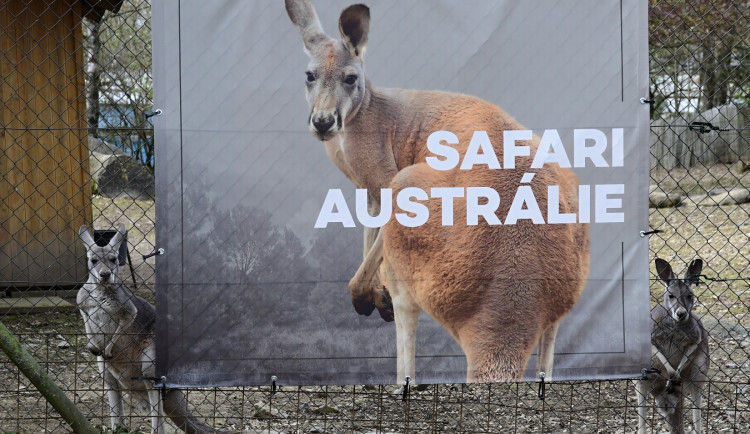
732, 160, 749, 175
649, 190, 683, 208
252, 401, 283, 419
312, 405, 340, 415
89, 136, 154, 198
696, 188, 750, 206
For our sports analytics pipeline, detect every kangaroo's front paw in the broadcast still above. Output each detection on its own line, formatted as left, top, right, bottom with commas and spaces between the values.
351, 293, 376, 316
102, 345, 115, 360
349, 277, 376, 316
87, 345, 103, 357
665, 376, 681, 394
374, 285, 394, 322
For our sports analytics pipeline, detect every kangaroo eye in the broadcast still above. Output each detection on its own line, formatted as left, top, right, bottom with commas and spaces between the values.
344, 74, 357, 85
306, 71, 315, 82
668, 294, 676, 299
91, 259, 99, 265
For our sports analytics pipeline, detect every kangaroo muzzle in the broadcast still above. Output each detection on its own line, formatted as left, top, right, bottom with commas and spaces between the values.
309, 110, 341, 140
98, 267, 114, 284
672, 306, 688, 321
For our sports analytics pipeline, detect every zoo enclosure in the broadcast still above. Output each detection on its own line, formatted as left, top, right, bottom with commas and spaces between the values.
0, 0, 749, 432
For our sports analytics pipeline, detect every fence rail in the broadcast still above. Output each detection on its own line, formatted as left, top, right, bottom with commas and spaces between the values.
2, 0, 749, 432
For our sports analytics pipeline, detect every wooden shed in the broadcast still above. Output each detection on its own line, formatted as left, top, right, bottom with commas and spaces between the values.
1, 0, 122, 293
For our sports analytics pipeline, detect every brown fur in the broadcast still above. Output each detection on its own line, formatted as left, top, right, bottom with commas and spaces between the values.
286, 0, 590, 382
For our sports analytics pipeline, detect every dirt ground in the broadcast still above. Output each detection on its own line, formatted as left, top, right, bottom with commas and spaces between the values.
1, 165, 749, 433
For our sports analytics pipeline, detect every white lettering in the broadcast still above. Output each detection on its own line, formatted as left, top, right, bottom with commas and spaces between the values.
355, 189, 392, 228
503, 130, 532, 169
547, 186, 577, 224
466, 187, 502, 225
531, 129, 571, 168
431, 187, 464, 226
574, 129, 609, 168
505, 185, 544, 225
396, 187, 430, 227
426, 130, 460, 171
595, 184, 625, 223
314, 189, 356, 228
460, 130, 501, 170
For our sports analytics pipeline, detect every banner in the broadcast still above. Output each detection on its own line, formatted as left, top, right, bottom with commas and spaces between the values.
153, 0, 650, 386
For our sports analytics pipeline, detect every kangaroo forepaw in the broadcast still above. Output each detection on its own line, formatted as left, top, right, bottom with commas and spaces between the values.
374, 287, 394, 322
351, 295, 376, 316
665, 377, 681, 394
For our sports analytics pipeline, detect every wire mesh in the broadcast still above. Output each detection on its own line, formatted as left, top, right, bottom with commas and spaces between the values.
0, 0, 748, 432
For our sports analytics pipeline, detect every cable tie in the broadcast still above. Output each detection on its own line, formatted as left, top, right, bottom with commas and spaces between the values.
698, 274, 728, 283
688, 121, 728, 134
639, 98, 655, 104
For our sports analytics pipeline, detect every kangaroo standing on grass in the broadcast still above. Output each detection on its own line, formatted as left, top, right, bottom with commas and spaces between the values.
78, 225, 224, 434
286, 0, 590, 382
636, 258, 709, 434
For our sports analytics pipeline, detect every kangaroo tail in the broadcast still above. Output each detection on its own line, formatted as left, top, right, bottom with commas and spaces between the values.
163, 389, 233, 434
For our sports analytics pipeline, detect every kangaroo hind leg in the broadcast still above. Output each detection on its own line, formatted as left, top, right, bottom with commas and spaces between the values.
536, 321, 561, 381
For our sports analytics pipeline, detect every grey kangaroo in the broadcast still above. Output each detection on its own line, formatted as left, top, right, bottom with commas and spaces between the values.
636, 258, 709, 434
78, 224, 224, 434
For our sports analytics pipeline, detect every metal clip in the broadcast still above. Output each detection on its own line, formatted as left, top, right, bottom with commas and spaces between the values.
641, 368, 661, 380
131, 375, 168, 400
145, 109, 163, 119
159, 376, 167, 400
142, 248, 165, 260
639, 97, 655, 105
271, 375, 277, 394
640, 229, 663, 237
537, 372, 546, 400
402, 376, 411, 402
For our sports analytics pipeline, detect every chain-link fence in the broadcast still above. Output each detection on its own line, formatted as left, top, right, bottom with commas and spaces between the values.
1, 0, 749, 432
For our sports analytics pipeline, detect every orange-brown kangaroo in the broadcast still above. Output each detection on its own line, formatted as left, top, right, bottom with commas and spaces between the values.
286, 0, 590, 383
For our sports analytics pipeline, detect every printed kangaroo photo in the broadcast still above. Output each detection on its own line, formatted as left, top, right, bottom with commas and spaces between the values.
286, 0, 590, 382
77, 225, 224, 434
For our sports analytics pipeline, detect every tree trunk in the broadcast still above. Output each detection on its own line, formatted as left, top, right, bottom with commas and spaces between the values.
700, 38, 731, 111
85, 19, 102, 137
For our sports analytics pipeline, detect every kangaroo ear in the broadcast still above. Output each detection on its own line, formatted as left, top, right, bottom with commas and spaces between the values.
339, 4, 369, 58
109, 224, 127, 248
286, 0, 328, 53
684, 258, 703, 282
654, 258, 675, 283
79, 225, 95, 249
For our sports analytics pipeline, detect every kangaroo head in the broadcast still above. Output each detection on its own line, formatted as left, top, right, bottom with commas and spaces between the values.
79, 224, 125, 286
286, 0, 369, 141
655, 258, 703, 323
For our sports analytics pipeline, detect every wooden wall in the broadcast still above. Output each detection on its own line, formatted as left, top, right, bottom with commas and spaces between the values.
651, 105, 750, 171
1, 0, 92, 290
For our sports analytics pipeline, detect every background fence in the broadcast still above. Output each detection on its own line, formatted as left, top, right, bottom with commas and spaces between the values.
1, 0, 748, 432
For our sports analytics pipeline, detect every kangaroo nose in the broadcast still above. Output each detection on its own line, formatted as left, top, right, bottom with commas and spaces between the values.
312, 116, 335, 134
100, 269, 111, 278
676, 308, 687, 320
